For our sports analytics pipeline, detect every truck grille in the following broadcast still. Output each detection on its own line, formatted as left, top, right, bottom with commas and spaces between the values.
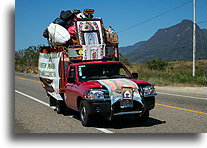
112, 100, 143, 113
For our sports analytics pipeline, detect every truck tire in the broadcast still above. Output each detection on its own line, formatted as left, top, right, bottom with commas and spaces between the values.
135, 110, 149, 123
79, 101, 92, 126
56, 101, 65, 114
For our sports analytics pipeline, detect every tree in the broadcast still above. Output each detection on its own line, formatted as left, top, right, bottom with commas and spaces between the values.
15, 45, 41, 73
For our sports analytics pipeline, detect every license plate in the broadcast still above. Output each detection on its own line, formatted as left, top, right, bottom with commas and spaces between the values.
120, 100, 133, 108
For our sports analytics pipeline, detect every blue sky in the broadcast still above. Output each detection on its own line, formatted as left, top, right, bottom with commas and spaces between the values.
15, 0, 206, 50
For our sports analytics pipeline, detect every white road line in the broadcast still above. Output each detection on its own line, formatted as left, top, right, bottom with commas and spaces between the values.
95, 128, 113, 133
157, 91, 207, 100
15, 90, 50, 107
15, 90, 114, 133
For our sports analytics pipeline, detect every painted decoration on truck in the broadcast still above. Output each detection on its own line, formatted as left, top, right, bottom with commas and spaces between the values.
97, 79, 142, 106
76, 20, 103, 45
68, 48, 83, 59
82, 44, 105, 60
39, 52, 63, 100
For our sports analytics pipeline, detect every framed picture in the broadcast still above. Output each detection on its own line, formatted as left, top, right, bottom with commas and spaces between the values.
82, 30, 100, 45
76, 20, 103, 45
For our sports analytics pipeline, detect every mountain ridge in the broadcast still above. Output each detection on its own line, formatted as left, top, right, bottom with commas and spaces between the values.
119, 19, 207, 62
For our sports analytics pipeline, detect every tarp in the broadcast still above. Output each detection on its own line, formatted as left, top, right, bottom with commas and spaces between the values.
39, 52, 63, 100
97, 79, 142, 105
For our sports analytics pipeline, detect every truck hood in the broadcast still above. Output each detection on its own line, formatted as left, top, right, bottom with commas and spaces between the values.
87, 78, 143, 105
129, 79, 150, 85
81, 78, 150, 89
81, 80, 104, 89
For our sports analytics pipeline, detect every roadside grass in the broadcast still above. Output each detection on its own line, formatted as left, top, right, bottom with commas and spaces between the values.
15, 64, 38, 74
15, 60, 207, 86
15, 46, 207, 86
127, 60, 207, 86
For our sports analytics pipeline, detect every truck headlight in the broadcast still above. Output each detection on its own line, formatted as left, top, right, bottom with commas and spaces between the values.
141, 85, 157, 97
84, 89, 108, 100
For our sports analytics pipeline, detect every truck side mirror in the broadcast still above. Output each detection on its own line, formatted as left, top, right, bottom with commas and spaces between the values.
132, 73, 138, 79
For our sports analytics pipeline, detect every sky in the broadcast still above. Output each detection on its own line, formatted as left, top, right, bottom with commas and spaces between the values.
15, 0, 206, 50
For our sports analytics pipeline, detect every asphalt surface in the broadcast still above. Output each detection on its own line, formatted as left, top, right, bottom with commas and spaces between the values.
15, 72, 207, 133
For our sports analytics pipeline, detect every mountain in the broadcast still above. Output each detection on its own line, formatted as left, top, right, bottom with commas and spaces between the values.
119, 41, 146, 55
120, 19, 207, 62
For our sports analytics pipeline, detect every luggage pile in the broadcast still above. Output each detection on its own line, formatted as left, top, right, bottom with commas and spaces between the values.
43, 9, 81, 46
42, 9, 119, 61
43, 9, 118, 46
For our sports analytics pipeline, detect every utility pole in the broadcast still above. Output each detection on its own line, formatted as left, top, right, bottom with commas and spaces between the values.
192, 0, 196, 76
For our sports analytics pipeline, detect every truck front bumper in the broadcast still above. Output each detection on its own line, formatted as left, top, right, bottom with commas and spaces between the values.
82, 97, 155, 119
82, 100, 111, 117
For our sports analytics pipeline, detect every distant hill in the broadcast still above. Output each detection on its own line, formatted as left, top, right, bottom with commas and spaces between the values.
120, 19, 207, 62
119, 41, 146, 55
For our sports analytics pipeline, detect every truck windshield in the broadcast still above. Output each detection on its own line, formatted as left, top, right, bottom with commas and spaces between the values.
78, 63, 132, 82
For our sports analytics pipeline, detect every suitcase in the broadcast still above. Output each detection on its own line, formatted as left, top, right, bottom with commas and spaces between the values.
107, 33, 118, 44
53, 17, 66, 27
60, 10, 74, 21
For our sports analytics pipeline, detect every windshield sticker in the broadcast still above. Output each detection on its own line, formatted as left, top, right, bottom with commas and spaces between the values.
82, 76, 86, 79
78, 68, 82, 76
79, 65, 86, 68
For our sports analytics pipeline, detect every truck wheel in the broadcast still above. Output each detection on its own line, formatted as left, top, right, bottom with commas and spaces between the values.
135, 110, 149, 123
79, 101, 92, 126
56, 101, 65, 114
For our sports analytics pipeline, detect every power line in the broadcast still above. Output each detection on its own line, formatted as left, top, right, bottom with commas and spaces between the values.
117, 0, 192, 33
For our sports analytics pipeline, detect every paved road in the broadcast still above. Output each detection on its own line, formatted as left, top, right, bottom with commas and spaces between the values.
15, 72, 207, 133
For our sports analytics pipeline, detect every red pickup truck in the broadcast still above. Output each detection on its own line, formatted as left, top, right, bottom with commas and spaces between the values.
39, 10, 156, 126
64, 60, 156, 126
39, 50, 156, 126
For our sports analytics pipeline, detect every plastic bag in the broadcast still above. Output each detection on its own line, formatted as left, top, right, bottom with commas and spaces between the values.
47, 23, 70, 46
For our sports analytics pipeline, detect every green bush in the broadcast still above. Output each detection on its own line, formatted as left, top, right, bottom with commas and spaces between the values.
127, 60, 207, 86
15, 45, 40, 74
146, 58, 168, 71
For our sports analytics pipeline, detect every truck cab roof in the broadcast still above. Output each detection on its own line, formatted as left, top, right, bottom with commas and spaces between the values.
71, 60, 121, 65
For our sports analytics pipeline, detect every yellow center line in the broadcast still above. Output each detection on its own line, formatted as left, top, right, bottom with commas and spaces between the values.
156, 103, 207, 115
16, 76, 41, 84
16, 76, 207, 115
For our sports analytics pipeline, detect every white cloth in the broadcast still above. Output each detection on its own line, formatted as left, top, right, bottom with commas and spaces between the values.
47, 23, 70, 46
39, 52, 63, 100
